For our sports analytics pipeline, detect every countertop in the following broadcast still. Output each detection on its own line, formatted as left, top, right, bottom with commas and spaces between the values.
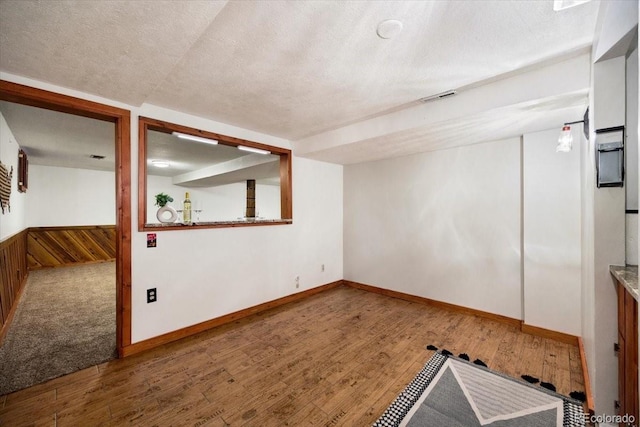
610, 265, 639, 302
145, 218, 293, 228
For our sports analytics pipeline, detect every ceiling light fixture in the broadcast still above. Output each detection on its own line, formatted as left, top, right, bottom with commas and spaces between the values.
553, 0, 592, 11
238, 145, 271, 155
172, 131, 218, 145
376, 19, 403, 39
151, 160, 170, 168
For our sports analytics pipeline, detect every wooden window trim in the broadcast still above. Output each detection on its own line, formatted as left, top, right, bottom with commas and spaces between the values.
138, 116, 293, 232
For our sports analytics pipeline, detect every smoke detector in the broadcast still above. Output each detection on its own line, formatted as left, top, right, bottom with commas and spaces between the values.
377, 20, 403, 39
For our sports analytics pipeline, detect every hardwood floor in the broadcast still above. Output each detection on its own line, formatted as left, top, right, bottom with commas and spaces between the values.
0, 286, 585, 426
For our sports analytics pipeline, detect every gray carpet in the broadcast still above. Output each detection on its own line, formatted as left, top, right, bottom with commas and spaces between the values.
0, 262, 117, 396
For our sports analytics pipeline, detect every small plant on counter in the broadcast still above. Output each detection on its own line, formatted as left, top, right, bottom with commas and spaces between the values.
154, 193, 174, 208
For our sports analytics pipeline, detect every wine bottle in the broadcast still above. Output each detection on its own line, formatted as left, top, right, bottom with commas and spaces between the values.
183, 192, 192, 224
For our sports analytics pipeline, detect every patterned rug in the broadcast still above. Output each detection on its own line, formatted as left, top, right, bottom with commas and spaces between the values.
373, 352, 585, 427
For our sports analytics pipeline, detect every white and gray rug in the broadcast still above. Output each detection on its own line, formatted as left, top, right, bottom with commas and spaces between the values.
374, 352, 585, 427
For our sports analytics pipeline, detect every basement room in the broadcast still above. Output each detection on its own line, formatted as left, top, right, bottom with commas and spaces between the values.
0, 0, 638, 426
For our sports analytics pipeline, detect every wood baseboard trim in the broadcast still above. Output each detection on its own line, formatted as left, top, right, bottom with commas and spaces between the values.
28, 258, 116, 271
121, 280, 343, 357
344, 281, 582, 347
577, 337, 595, 414
0, 271, 28, 346
520, 323, 578, 346
343, 280, 522, 328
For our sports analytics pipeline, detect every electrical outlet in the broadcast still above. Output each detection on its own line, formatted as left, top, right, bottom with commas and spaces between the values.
295, 276, 300, 288
147, 288, 157, 303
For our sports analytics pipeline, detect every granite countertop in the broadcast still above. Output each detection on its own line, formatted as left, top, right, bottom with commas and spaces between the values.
145, 218, 293, 228
610, 265, 639, 302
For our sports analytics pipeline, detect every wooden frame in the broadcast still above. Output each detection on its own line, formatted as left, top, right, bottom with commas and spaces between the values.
17, 149, 27, 193
0, 80, 132, 357
138, 116, 293, 231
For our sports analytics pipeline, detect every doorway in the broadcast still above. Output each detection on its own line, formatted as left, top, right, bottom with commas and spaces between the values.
0, 81, 131, 363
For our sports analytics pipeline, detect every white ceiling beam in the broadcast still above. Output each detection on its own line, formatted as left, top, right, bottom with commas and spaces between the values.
293, 52, 591, 160
172, 153, 277, 186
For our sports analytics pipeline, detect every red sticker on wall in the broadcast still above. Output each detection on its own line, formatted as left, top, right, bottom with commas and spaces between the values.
147, 233, 157, 248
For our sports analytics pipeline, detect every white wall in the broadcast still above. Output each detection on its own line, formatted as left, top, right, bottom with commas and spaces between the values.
627, 47, 639, 265
344, 138, 522, 319
146, 175, 280, 223
594, 0, 638, 62
626, 47, 638, 211
134, 156, 343, 341
0, 72, 345, 345
0, 112, 27, 240
26, 164, 115, 227
132, 108, 344, 342
590, 55, 627, 416
523, 128, 582, 336
580, 98, 596, 415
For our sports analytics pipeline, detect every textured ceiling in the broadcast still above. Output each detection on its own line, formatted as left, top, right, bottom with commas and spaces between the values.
0, 102, 279, 184
0, 101, 115, 171
0, 0, 227, 106
0, 0, 600, 166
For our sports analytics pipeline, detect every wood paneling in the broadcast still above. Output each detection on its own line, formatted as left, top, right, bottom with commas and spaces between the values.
617, 282, 639, 424
27, 226, 116, 270
1, 79, 132, 356
0, 229, 28, 343
0, 286, 586, 426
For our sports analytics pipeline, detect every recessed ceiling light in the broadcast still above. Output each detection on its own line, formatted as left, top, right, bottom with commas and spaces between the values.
553, 0, 591, 11
151, 160, 170, 168
172, 131, 218, 145
377, 19, 403, 39
89, 154, 105, 159
238, 146, 271, 155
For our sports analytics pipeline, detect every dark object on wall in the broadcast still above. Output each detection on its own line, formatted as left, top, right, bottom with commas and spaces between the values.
596, 126, 625, 188
17, 149, 28, 193
0, 162, 13, 213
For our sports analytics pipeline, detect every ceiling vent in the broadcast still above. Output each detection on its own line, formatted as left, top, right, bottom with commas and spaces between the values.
418, 90, 458, 103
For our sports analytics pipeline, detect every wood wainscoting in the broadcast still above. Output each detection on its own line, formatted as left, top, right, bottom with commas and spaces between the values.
0, 229, 29, 344
27, 225, 116, 270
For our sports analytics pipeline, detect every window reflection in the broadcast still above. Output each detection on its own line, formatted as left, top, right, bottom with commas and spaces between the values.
138, 117, 292, 230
